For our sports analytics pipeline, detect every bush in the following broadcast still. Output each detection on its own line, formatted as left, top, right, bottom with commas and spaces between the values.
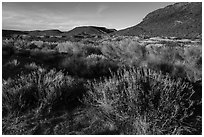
24, 62, 39, 70
56, 41, 83, 56
31, 40, 44, 48
5, 59, 20, 67
60, 54, 118, 78
101, 39, 147, 66
85, 54, 118, 78
183, 46, 202, 82
145, 44, 202, 82
84, 67, 200, 134
82, 44, 102, 56
2, 45, 15, 57
2, 68, 78, 117
60, 56, 87, 76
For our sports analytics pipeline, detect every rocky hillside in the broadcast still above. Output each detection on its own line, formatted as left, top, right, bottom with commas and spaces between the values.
115, 2, 202, 38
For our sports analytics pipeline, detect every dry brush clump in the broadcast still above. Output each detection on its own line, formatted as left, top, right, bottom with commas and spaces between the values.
2, 67, 90, 135
2, 68, 80, 117
56, 41, 83, 56
56, 41, 103, 57
183, 45, 202, 82
60, 53, 118, 78
100, 38, 201, 82
145, 42, 201, 82
84, 66, 200, 135
101, 39, 147, 66
81, 44, 102, 56
85, 54, 118, 78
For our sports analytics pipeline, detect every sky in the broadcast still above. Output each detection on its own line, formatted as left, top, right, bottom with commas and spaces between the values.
2, 2, 175, 31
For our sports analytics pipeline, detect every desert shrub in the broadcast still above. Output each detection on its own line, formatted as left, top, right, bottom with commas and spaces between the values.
86, 54, 107, 61
56, 41, 83, 56
2, 68, 80, 117
12, 39, 29, 49
101, 39, 147, 66
72, 42, 85, 56
82, 44, 102, 56
183, 46, 202, 67
60, 54, 118, 78
2, 67, 89, 135
24, 62, 39, 70
3, 72, 39, 116
84, 67, 199, 134
31, 40, 44, 48
60, 56, 87, 76
182, 46, 202, 82
2, 45, 15, 57
147, 60, 188, 80
46, 43, 58, 49
157, 46, 182, 63
146, 44, 185, 63
28, 43, 38, 49
85, 54, 118, 78
29, 49, 58, 66
29, 49, 49, 60
145, 44, 201, 81
2, 39, 15, 47
5, 59, 20, 67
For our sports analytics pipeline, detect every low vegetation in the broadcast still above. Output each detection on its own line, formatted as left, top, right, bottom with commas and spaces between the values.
2, 35, 202, 135
84, 67, 199, 134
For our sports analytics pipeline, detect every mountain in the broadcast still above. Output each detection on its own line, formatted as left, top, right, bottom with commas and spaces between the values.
115, 2, 202, 38
28, 29, 62, 36
62, 26, 117, 37
3, 26, 117, 38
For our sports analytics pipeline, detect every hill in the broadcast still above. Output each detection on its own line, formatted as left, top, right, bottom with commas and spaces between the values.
115, 2, 202, 38
3, 26, 117, 38
28, 29, 63, 36
62, 26, 117, 37
2, 29, 63, 38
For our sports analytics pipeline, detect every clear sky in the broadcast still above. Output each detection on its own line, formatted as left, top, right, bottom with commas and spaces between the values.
2, 2, 174, 31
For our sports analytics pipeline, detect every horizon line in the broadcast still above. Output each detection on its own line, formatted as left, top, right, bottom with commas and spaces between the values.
2, 25, 122, 32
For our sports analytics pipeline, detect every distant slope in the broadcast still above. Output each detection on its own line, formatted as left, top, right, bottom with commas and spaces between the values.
115, 2, 202, 38
3, 26, 117, 38
2, 29, 62, 37
28, 29, 63, 36
2, 30, 28, 37
62, 26, 117, 37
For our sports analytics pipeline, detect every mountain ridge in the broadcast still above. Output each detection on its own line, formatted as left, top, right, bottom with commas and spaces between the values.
3, 26, 117, 38
115, 2, 202, 38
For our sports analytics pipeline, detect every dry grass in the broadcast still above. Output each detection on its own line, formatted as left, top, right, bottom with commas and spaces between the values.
2, 36, 202, 135
84, 67, 200, 134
